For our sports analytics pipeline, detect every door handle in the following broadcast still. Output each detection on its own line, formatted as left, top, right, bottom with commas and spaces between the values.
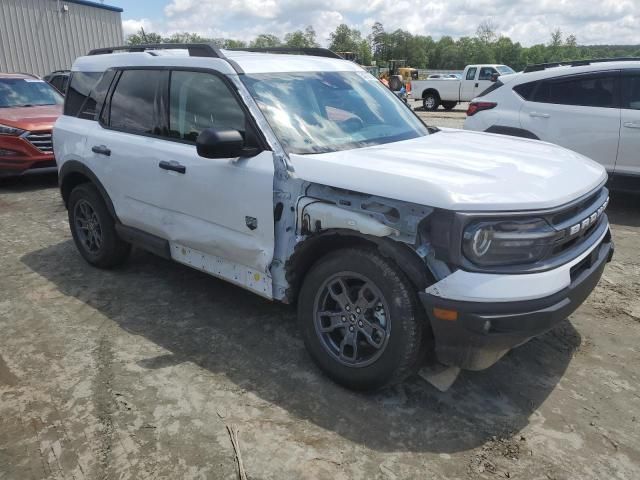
91, 145, 111, 156
475, 83, 479, 88
158, 160, 186, 174
623, 121, 640, 129
529, 112, 550, 118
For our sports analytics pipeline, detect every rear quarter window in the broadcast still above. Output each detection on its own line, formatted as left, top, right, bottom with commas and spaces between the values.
513, 81, 536, 100
64, 72, 102, 117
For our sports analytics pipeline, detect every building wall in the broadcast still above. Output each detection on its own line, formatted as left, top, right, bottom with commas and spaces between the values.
0, 0, 122, 76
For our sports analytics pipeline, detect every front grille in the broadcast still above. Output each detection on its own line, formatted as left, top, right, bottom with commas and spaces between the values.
25, 132, 53, 153
547, 187, 608, 259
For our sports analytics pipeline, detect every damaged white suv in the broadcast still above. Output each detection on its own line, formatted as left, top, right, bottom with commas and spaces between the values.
54, 45, 613, 390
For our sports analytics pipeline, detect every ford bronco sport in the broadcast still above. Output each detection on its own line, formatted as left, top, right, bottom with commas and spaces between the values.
53, 45, 613, 390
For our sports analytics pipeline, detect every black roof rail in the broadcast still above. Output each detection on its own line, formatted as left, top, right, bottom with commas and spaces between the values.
228, 47, 343, 59
523, 57, 640, 73
88, 43, 223, 58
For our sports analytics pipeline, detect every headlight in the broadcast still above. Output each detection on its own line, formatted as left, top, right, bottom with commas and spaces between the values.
462, 218, 558, 266
0, 124, 25, 136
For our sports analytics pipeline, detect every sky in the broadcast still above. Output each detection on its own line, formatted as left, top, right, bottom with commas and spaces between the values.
105, 0, 640, 47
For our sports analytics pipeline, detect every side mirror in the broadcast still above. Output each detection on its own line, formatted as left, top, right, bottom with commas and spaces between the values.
196, 128, 257, 159
491, 73, 501, 82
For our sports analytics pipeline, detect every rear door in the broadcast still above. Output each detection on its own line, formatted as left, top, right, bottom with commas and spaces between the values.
616, 70, 640, 176
86, 68, 171, 235
518, 71, 621, 172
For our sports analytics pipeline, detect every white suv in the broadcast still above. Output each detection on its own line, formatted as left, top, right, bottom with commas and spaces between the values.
53, 44, 613, 390
464, 59, 640, 192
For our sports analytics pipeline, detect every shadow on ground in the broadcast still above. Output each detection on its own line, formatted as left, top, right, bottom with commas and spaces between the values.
607, 191, 640, 228
21, 239, 581, 454
0, 172, 58, 192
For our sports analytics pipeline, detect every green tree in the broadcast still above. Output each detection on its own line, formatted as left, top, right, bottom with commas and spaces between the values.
250, 34, 281, 48
165, 32, 208, 44
284, 26, 318, 48
125, 28, 163, 45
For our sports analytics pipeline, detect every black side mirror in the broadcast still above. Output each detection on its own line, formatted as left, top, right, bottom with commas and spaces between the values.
491, 73, 501, 82
196, 128, 258, 159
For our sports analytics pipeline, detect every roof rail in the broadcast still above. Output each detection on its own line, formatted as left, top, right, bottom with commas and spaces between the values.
229, 47, 343, 59
523, 57, 640, 73
88, 43, 223, 58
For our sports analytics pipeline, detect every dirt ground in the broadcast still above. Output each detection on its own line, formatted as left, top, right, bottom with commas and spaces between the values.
1, 111, 639, 479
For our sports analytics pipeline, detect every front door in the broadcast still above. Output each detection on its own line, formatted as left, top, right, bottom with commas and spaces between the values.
151, 69, 275, 280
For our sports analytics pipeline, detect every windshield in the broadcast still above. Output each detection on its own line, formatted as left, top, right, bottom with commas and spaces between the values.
241, 71, 429, 154
0, 78, 64, 108
496, 66, 516, 75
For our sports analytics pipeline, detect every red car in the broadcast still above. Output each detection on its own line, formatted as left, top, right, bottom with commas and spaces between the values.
0, 73, 63, 177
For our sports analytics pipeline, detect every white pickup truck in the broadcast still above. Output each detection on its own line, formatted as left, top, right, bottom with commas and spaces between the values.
412, 64, 515, 111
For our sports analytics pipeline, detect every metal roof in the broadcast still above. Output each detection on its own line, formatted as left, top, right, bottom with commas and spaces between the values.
65, 0, 123, 13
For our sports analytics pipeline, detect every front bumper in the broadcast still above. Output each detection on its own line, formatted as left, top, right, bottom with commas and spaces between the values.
419, 229, 613, 370
0, 135, 55, 177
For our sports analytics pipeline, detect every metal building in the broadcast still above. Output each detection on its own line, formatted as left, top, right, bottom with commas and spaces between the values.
0, 0, 123, 77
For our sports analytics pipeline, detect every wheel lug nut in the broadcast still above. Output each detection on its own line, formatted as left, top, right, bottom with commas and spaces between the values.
356, 307, 361, 314
349, 326, 354, 332
341, 316, 346, 322
358, 321, 363, 327
345, 305, 350, 311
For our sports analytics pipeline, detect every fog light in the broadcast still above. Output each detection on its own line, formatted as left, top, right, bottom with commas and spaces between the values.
0, 148, 19, 156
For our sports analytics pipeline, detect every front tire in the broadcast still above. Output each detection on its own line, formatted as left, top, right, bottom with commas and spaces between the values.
68, 183, 131, 268
442, 101, 457, 111
298, 248, 424, 390
422, 93, 440, 111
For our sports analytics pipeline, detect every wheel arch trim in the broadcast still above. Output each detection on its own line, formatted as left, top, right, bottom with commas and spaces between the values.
286, 229, 433, 304
59, 161, 118, 221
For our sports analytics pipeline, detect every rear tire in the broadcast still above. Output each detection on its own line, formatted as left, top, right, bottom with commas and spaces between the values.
298, 247, 425, 390
442, 101, 457, 111
422, 93, 440, 111
68, 183, 131, 268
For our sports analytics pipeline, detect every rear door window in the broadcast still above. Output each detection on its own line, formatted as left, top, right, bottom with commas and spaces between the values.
466, 68, 477, 80
621, 71, 640, 110
108, 70, 166, 135
532, 72, 619, 108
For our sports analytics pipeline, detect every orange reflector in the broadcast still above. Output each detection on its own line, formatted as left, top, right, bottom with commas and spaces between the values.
433, 308, 458, 321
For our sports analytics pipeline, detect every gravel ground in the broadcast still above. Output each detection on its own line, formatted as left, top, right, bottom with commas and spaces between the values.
411, 99, 469, 129
1, 139, 639, 478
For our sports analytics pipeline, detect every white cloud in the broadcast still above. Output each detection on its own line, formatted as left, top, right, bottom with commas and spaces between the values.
127, 0, 640, 46
122, 18, 155, 37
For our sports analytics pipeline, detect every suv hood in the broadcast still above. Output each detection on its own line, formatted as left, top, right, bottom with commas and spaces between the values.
0, 105, 61, 132
289, 128, 607, 211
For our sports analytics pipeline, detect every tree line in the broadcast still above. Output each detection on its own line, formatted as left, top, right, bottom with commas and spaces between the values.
126, 21, 640, 71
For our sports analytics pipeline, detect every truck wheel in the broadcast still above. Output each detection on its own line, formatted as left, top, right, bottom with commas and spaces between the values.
298, 247, 424, 390
68, 183, 131, 268
423, 93, 439, 111
442, 101, 457, 111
